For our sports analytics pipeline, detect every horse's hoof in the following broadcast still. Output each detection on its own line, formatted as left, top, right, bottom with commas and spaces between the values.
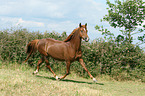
59, 76, 65, 80
32, 72, 39, 75
55, 76, 60, 80
93, 78, 97, 82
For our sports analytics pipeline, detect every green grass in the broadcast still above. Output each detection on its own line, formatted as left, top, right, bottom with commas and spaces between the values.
0, 62, 145, 96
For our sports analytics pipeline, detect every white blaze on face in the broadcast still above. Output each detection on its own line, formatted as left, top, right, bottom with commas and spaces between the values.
83, 28, 89, 41
83, 28, 86, 32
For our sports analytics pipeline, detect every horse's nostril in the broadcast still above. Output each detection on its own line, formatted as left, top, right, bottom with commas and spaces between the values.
85, 37, 89, 42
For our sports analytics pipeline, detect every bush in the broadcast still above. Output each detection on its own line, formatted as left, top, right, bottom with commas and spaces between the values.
81, 38, 145, 82
0, 28, 145, 82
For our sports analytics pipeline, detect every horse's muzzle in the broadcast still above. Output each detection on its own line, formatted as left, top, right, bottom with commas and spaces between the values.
84, 37, 89, 42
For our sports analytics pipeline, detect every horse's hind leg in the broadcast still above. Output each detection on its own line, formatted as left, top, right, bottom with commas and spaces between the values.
33, 57, 44, 74
44, 57, 58, 80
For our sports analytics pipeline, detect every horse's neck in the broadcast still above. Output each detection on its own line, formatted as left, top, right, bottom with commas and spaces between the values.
69, 31, 81, 51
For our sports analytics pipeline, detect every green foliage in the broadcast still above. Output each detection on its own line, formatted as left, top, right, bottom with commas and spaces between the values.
96, 0, 145, 44
94, 0, 145, 82
0, 28, 145, 82
105, 0, 144, 28
82, 39, 145, 81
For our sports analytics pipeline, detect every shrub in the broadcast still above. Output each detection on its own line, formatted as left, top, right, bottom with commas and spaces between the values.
0, 28, 145, 82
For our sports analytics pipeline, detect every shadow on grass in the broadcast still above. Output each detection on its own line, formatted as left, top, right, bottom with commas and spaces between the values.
36, 75, 104, 85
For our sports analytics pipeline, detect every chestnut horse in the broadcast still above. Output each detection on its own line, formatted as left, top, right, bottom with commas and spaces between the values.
24, 23, 97, 82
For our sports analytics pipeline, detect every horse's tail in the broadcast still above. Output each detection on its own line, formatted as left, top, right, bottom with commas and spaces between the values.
23, 39, 39, 63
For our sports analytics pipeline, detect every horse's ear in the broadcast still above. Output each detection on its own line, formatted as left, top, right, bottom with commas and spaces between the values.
85, 23, 87, 26
79, 23, 82, 27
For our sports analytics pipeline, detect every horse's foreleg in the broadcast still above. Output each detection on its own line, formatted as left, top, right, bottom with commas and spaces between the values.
44, 57, 58, 80
60, 61, 71, 79
33, 57, 44, 74
79, 58, 97, 82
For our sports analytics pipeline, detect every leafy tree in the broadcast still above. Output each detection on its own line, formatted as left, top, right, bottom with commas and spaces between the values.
96, 0, 145, 44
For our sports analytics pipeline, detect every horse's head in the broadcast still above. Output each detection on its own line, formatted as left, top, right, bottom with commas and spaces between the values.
79, 23, 89, 42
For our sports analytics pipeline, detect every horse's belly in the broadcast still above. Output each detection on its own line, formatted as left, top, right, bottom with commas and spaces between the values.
49, 53, 65, 61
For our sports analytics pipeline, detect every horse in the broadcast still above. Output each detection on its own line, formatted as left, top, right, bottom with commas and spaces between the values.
24, 23, 97, 82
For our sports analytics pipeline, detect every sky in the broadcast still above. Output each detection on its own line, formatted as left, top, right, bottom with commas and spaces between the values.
0, 0, 145, 46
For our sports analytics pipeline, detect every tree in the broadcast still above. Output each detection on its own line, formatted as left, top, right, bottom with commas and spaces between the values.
96, 0, 145, 44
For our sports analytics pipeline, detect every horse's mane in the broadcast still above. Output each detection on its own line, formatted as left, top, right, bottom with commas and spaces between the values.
64, 28, 79, 42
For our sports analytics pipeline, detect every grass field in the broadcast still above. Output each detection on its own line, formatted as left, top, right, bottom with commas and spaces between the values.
0, 62, 145, 96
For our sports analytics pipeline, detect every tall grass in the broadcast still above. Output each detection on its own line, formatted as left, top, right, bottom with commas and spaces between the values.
0, 28, 145, 82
